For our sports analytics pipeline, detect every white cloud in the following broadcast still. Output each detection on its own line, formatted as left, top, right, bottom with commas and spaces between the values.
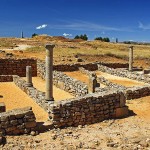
36, 24, 47, 30
138, 21, 150, 30
47, 20, 132, 32
63, 33, 72, 37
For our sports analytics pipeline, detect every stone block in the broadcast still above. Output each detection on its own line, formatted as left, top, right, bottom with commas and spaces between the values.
25, 121, 36, 128
115, 106, 129, 118
143, 69, 150, 74
0, 103, 6, 113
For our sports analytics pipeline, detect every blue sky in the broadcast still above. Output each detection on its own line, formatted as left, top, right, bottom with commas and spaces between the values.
0, 0, 150, 42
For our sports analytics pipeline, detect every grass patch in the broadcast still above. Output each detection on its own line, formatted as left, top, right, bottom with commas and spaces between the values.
25, 46, 45, 52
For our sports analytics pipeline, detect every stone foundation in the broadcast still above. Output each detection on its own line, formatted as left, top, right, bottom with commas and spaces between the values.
0, 59, 37, 77
0, 107, 36, 135
0, 75, 13, 82
12, 75, 128, 128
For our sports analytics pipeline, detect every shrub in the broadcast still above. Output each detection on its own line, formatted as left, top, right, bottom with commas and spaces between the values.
74, 34, 88, 41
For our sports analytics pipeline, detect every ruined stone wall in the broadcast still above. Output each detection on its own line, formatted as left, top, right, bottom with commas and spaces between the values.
0, 59, 37, 77
53, 71, 88, 97
0, 75, 13, 82
37, 60, 88, 97
48, 91, 128, 128
0, 107, 36, 135
98, 64, 150, 84
13, 75, 49, 112
37, 59, 128, 72
97, 76, 127, 90
97, 64, 150, 100
12, 75, 128, 128
125, 86, 150, 100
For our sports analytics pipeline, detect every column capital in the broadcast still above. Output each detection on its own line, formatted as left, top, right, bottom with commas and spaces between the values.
129, 46, 133, 49
45, 44, 55, 50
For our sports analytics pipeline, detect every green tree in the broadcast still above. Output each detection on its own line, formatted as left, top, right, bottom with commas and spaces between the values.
103, 37, 110, 42
94, 37, 103, 41
74, 35, 80, 39
74, 34, 88, 40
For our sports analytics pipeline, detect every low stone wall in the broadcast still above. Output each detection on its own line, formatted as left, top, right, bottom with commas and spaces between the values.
97, 76, 127, 90
0, 59, 37, 77
12, 75, 129, 128
98, 64, 150, 84
13, 75, 49, 112
0, 75, 13, 82
0, 107, 36, 135
79, 67, 95, 77
48, 91, 128, 128
53, 71, 88, 97
125, 86, 150, 100
37, 59, 128, 72
37, 60, 88, 97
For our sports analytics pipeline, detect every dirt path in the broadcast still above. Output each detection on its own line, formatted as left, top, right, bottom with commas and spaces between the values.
0, 82, 48, 122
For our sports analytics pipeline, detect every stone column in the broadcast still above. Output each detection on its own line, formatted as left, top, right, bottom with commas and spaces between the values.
45, 44, 55, 101
88, 73, 97, 93
26, 66, 33, 87
129, 46, 133, 71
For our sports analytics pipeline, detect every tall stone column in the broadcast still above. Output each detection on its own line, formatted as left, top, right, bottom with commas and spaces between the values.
26, 66, 33, 87
45, 44, 55, 101
129, 46, 133, 71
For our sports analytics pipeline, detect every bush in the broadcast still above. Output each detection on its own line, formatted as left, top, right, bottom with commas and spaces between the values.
94, 37, 110, 42
74, 34, 88, 41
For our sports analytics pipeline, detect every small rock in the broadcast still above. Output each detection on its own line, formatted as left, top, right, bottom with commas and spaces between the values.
76, 58, 83, 62
30, 131, 36, 136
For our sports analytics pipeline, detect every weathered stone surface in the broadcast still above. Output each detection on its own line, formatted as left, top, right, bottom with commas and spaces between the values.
0, 102, 6, 113
0, 107, 36, 135
0, 59, 37, 77
115, 106, 129, 118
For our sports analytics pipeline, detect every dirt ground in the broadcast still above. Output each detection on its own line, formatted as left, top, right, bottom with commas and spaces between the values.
96, 71, 146, 87
64, 71, 106, 88
0, 76, 150, 149
0, 96, 149, 150
23, 77, 74, 100
0, 38, 150, 149
0, 82, 48, 122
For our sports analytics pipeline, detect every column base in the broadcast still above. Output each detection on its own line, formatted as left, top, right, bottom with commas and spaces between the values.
25, 83, 33, 87
45, 97, 54, 101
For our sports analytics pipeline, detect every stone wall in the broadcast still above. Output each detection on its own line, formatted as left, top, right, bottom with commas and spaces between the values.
48, 91, 128, 128
13, 75, 49, 113
98, 64, 150, 84
97, 76, 127, 90
37, 60, 88, 97
97, 64, 150, 100
37, 59, 128, 72
125, 86, 150, 100
0, 59, 37, 77
53, 71, 88, 97
0, 107, 36, 135
0, 75, 13, 82
12, 75, 128, 128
